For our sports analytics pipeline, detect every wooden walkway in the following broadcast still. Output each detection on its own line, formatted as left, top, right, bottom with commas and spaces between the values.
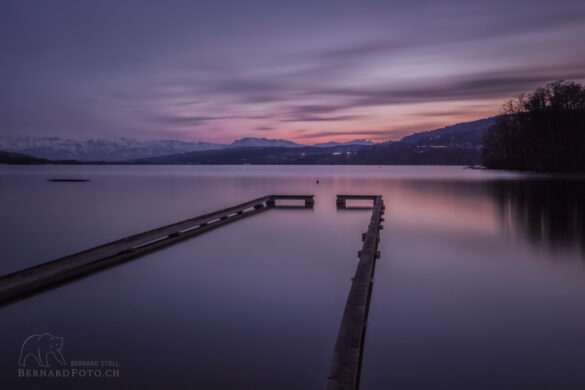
0, 195, 314, 304
326, 195, 385, 390
1, 192, 385, 389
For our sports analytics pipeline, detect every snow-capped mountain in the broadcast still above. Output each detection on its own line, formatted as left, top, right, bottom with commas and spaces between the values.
0, 136, 377, 161
0, 137, 225, 161
228, 137, 302, 148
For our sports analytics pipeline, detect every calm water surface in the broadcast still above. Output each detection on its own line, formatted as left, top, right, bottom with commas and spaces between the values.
1, 165, 584, 389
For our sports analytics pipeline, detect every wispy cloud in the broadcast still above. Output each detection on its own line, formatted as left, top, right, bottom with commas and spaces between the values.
281, 115, 363, 122
150, 115, 231, 126
295, 129, 395, 139
2, 0, 584, 141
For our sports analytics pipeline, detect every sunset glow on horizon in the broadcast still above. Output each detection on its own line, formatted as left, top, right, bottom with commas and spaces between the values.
1, 0, 584, 143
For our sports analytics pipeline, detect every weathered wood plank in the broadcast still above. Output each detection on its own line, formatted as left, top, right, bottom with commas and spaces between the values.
270, 195, 315, 200
336, 195, 378, 200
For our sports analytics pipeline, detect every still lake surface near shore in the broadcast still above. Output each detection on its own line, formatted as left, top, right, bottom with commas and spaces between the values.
1, 165, 585, 389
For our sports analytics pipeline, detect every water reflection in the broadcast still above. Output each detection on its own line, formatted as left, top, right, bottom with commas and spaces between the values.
363, 176, 585, 390
396, 178, 585, 258
492, 179, 585, 256
2, 166, 585, 389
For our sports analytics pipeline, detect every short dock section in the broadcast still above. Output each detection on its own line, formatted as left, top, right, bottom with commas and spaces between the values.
336, 195, 379, 209
326, 195, 385, 390
267, 195, 315, 208
0, 195, 314, 304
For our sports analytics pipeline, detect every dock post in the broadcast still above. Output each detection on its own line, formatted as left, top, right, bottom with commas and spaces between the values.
305, 196, 315, 208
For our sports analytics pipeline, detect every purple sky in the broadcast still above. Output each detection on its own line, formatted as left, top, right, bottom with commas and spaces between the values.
1, 0, 584, 143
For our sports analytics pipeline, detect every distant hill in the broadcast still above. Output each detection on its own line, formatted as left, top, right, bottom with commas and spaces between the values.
0, 117, 497, 165
0, 136, 371, 161
400, 116, 498, 144
349, 116, 499, 165
0, 137, 224, 161
0, 136, 315, 161
313, 139, 375, 148
228, 137, 301, 148
0, 151, 48, 164
133, 117, 496, 165
0, 150, 82, 165
133, 144, 368, 165
349, 141, 483, 165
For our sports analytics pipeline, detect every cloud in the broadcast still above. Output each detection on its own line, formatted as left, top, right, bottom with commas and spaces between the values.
277, 103, 362, 122
208, 79, 281, 94
411, 110, 467, 117
281, 115, 363, 122
288, 104, 350, 115
149, 115, 232, 126
3, 0, 584, 141
150, 113, 273, 126
312, 3, 585, 64
295, 129, 395, 139
315, 66, 585, 106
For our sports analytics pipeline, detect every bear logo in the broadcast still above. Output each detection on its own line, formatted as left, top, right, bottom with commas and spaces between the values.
18, 333, 66, 367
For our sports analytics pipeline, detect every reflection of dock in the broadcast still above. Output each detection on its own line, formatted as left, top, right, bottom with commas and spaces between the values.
0, 195, 314, 304
327, 195, 385, 390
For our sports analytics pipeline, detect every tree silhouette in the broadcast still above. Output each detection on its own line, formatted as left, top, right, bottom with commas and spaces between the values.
482, 81, 585, 172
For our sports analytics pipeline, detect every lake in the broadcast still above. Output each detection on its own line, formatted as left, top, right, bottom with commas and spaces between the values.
1, 165, 584, 389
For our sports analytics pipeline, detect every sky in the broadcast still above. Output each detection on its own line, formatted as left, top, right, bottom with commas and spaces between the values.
1, 0, 584, 144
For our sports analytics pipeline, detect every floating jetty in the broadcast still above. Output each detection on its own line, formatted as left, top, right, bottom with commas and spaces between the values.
0, 195, 314, 304
326, 195, 385, 390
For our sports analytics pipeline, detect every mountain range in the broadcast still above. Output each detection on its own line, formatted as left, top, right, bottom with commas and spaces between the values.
0, 117, 497, 165
0, 137, 223, 161
0, 136, 375, 161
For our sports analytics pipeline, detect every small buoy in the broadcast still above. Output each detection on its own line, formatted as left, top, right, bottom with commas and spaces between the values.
316, 179, 320, 184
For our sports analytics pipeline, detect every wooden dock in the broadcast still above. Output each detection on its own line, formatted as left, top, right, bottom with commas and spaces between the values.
0, 195, 314, 304
326, 195, 385, 390
1, 192, 384, 388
